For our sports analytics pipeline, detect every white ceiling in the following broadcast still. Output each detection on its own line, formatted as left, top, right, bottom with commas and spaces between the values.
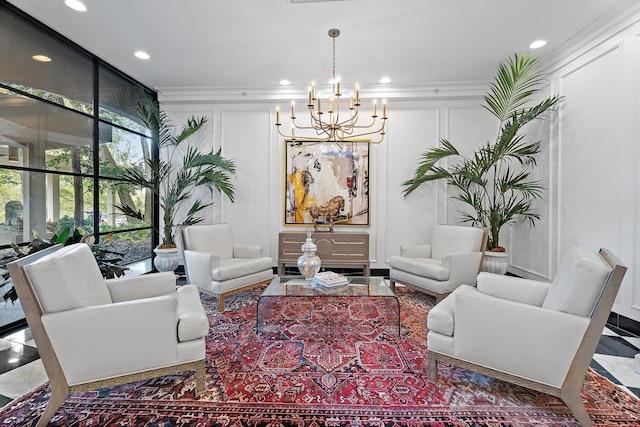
7, 0, 640, 99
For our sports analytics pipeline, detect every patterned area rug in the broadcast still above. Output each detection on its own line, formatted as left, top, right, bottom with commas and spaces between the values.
1, 285, 639, 426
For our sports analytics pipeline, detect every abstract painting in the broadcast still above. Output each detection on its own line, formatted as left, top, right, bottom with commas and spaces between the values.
284, 140, 369, 227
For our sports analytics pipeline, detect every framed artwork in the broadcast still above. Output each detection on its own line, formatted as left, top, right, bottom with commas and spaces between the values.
284, 140, 370, 227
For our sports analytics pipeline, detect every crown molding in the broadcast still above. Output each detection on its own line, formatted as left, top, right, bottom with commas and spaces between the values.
158, 81, 487, 104
542, 1, 640, 75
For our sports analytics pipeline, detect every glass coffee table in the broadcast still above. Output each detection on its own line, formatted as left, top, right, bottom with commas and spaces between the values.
257, 276, 400, 337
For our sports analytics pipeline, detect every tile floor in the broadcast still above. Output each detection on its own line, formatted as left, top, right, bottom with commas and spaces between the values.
591, 325, 640, 398
0, 323, 638, 410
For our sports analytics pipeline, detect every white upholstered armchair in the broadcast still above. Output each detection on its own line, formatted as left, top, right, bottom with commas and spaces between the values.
427, 246, 627, 427
181, 224, 273, 312
389, 224, 487, 302
8, 243, 210, 427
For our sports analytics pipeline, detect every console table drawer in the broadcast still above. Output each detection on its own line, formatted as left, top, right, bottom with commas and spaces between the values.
278, 232, 370, 275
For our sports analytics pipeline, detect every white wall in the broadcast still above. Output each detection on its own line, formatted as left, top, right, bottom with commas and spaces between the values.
163, 98, 493, 270
520, 18, 640, 323
161, 13, 640, 323
509, 14, 640, 323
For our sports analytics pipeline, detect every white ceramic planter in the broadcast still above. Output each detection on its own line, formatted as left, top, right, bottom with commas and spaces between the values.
483, 251, 509, 275
153, 247, 180, 272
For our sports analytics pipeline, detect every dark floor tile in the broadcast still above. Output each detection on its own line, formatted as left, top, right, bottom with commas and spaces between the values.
0, 344, 39, 375
0, 394, 11, 408
618, 316, 640, 337
607, 323, 638, 338
589, 359, 622, 384
626, 386, 640, 399
595, 335, 639, 358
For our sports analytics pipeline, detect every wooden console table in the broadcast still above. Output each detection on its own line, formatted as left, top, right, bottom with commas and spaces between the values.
278, 231, 370, 275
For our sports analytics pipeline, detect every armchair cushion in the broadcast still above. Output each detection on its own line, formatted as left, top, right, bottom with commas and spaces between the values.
234, 244, 263, 259
177, 285, 209, 342
206, 253, 222, 268
542, 246, 612, 316
24, 244, 111, 313
400, 245, 432, 258
427, 284, 477, 337
106, 271, 177, 302
182, 223, 234, 259
477, 272, 550, 306
431, 225, 485, 261
213, 257, 274, 281
389, 257, 448, 281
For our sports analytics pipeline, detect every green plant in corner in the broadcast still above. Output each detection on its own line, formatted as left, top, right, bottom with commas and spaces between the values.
116, 92, 237, 248
402, 54, 562, 251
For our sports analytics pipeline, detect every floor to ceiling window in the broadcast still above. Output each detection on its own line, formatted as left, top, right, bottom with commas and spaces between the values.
0, 3, 157, 332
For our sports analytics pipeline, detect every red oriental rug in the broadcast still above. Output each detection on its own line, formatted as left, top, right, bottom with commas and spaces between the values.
1, 285, 639, 426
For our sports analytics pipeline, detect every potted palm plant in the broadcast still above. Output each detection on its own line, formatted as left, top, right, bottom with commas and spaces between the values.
117, 92, 236, 272
402, 53, 561, 273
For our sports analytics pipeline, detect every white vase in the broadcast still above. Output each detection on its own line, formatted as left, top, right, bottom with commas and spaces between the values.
483, 251, 509, 275
153, 247, 180, 272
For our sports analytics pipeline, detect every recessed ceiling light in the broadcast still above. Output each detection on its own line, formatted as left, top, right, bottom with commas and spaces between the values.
32, 54, 52, 62
280, 79, 291, 86
64, 0, 87, 12
134, 51, 150, 60
530, 40, 547, 49
379, 76, 391, 84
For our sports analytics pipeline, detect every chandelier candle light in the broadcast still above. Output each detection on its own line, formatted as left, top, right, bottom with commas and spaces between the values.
275, 29, 387, 144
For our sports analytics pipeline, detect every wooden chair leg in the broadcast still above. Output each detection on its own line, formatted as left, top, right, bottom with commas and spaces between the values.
434, 293, 447, 304
36, 384, 68, 427
427, 352, 439, 382
218, 295, 225, 312
195, 361, 206, 394
562, 390, 593, 427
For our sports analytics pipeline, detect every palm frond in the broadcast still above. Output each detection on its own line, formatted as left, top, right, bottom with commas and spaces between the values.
403, 53, 562, 250
484, 54, 546, 121
174, 117, 208, 146
117, 90, 238, 245
114, 203, 145, 221
402, 139, 459, 197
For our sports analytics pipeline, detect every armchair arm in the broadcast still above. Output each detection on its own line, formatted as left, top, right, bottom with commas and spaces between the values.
454, 290, 589, 387
41, 295, 179, 385
476, 271, 549, 306
106, 271, 176, 303
234, 244, 263, 258
442, 251, 483, 287
400, 245, 432, 258
183, 250, 214, 287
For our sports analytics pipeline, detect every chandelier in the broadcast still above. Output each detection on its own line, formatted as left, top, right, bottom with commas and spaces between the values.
275, 28, 387, 144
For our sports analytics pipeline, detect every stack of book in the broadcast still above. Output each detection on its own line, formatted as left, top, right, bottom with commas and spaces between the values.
313, 271, 349, 288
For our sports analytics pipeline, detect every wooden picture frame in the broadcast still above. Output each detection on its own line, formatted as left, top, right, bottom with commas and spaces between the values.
284, 140, 370, 228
